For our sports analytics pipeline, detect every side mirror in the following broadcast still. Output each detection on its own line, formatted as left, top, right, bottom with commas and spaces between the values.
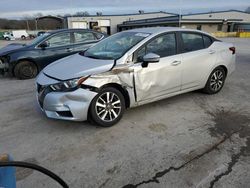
142, 53, 160, 68
39, 41, 49, 49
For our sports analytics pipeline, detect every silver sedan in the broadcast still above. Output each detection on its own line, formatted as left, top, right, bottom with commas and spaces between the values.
36, 27, 235, 126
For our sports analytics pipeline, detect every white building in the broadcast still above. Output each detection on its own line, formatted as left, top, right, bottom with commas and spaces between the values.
66, 11, 176, 35
118, 10, 250, 33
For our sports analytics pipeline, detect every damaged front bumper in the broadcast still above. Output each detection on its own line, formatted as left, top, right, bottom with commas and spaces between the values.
36, 86, 97, 121
0, 59, 9, 75
36, 72, 98, 121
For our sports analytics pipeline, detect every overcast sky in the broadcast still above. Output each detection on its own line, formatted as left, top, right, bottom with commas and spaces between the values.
0, 0, 249, 19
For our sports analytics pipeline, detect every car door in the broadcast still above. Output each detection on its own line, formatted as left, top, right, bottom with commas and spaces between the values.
73, 31, 101, 53
36, 32, 75, 69
179, 32, 217, 90
133, 32, 182, 102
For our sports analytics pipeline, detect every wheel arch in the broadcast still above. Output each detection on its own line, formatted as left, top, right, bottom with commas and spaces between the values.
218, 65, 228, 76
100, 83, 130, 109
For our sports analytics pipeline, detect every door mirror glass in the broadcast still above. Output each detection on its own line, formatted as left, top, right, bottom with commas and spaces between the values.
142, 53, 160, 68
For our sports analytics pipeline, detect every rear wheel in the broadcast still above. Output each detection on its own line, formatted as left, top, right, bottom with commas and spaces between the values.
203, 67, 226, 94
21, 35, 26, 40
89, 87, 125, 127
14, 61, 38, 79
5, 37, 10, 41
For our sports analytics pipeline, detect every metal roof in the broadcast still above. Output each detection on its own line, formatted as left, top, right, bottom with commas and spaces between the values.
182, 9, 250, 16
65, 11, 177, 18
122, 27, 211, 35
118, 9, 248, 28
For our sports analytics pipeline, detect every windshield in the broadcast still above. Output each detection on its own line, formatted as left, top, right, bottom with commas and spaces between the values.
27, 33, 50, 46
84, 31, 150, 60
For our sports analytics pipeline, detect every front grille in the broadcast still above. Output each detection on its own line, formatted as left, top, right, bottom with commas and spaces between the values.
56, 111, 73, 118
37, 85, 52, 108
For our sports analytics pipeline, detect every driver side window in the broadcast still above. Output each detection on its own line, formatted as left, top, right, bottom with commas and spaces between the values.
136, 33, 177, 62
45, 33, 71, 48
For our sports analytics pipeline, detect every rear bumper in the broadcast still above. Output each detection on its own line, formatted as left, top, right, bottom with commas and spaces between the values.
37, 88, 97, 121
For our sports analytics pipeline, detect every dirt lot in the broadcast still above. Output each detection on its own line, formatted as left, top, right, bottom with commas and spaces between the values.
0, 38, 250, 188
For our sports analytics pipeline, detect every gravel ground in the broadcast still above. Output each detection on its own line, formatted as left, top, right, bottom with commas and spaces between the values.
0, 38, 250, 188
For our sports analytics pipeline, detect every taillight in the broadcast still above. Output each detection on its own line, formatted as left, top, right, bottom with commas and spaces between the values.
229, 47, 235, 55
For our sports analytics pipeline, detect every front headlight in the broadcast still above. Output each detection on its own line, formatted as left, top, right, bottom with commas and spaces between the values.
50, 77, 88, 92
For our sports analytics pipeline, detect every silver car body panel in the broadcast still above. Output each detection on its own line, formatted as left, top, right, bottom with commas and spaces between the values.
42, 88, 97, 121
43, 53, 114, 80
36, 27, 236, 121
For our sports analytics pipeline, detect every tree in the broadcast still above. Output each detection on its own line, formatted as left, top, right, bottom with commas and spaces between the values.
96, 12, 102, 16
76, 11, 89, 16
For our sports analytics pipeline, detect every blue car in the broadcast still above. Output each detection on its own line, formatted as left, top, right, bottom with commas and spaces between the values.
0, 29, 106, 79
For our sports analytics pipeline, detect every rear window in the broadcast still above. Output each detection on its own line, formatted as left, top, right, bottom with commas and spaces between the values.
181, 33, 204, 52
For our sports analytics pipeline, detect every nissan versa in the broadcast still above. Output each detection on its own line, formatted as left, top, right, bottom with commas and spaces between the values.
36, 27, 235, 126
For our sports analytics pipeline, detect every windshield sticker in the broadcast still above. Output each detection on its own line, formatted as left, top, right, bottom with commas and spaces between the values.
135, 33, 150, 37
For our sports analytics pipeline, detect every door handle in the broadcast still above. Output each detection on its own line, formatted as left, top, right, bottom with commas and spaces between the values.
209, 50, 215, 54
171, 61, 181, 66
66, 48, 73, 52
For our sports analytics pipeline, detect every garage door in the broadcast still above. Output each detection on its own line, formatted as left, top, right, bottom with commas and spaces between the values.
72, 22, 87, 29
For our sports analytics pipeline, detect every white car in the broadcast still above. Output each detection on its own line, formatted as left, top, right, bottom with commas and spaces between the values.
36, 27, 236, 126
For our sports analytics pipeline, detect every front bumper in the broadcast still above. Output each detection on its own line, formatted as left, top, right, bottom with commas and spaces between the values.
0, 62, 9, 75
37, 86, 97, 121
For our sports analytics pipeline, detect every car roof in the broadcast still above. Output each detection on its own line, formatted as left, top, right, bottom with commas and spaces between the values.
48, 28, 102, 34
124, 27, 210, 36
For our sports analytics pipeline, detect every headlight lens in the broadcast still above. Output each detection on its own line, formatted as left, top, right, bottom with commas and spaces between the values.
50, 77, 88, 91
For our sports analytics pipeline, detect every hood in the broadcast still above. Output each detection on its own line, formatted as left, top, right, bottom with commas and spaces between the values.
0, 43, 27, 56
43, 53, 115, 80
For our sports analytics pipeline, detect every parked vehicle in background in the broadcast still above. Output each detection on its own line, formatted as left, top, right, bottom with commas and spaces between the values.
36, 27, 236, 126
0, 31, 5, 40
3, 32, 15, 41
37, 31, 46, 37
12, 30, 29, 40
2, 30, 29, 40
0, 29, 106, 79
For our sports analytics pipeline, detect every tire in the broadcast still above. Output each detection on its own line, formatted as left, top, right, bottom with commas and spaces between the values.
5, 37, 10, 41
21, 35, 26, 40
14, 61, 38, 79
89, 87, 125, 127
203, 67, 226, 94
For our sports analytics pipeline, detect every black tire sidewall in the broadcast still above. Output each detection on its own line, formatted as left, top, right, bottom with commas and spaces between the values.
14, 61, 38, 79
204, 67, 226, 94
89, 87, 125, 127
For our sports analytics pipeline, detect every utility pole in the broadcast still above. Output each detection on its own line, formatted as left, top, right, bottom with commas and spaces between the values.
179, 0, 182, 27
35, 19, 38, 31
26, 20, 30, 30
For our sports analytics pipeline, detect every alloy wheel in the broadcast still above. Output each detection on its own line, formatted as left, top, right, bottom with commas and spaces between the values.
95, 92, 122, 122
210, 70, 224, 92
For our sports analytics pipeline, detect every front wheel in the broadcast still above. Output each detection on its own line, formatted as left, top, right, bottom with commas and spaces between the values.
89, 87, 125, 127
203, 67, 226, 94
14, 61, 38, 79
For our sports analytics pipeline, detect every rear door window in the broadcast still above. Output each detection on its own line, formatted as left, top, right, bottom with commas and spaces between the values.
45, 32, 71, 48
181, 33, 205, 52
74, 31, 97, 43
